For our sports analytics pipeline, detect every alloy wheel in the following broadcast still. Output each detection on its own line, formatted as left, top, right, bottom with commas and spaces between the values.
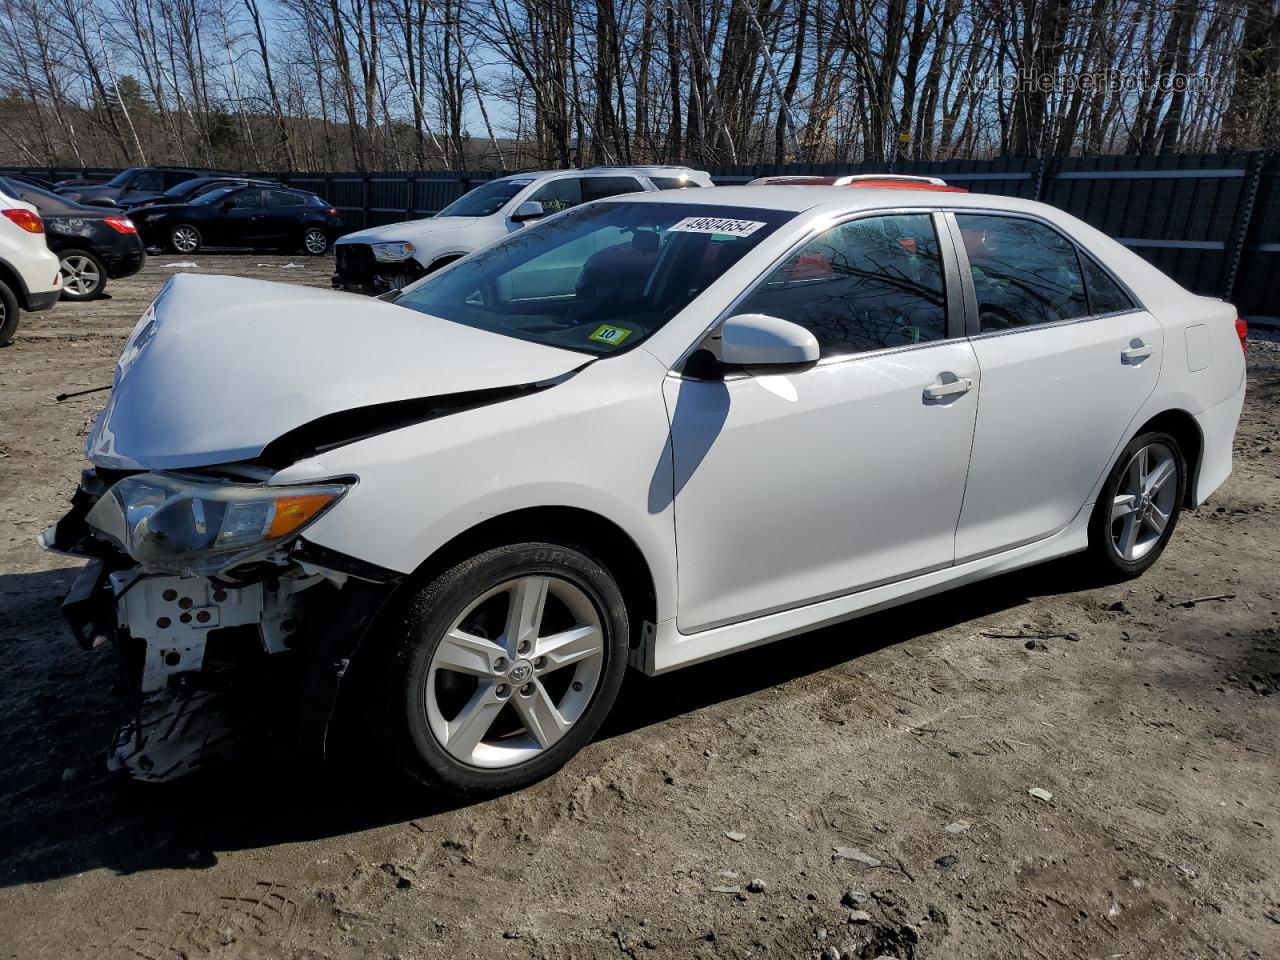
1110, 441, 1178, 562
60, 255, 101, 297
425, 575, 605, 769
172, 226, 199, 253
304, 229, 328, 254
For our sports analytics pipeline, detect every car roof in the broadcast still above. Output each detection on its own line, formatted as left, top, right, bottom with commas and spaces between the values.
616, 183, 1051, 218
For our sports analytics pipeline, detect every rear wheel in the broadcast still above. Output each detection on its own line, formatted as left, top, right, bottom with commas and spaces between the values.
0, 279, 19, 346
1087, 431, 1186, 579
169, 224, 202, 255
301, 226, 330, 256
58, 249, 107, 301
381, 542, 629, 796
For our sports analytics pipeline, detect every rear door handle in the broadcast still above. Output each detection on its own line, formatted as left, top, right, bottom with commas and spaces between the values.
1121, 341, 1153, 364
923, 375, 973, 401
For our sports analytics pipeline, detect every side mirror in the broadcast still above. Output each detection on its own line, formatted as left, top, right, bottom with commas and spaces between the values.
718, 313, 819, 366
511, 200, 545, 223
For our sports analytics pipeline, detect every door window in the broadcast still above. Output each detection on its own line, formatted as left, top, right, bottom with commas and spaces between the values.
526, 178, 582, 215
735, 214, 949, 358
582, 176, 644, 202
228, 189, 263, 210
1080, 255, 1136, 315
130, 170, 165, 191
269, 190, 305, 207
955, 214, 1089, 331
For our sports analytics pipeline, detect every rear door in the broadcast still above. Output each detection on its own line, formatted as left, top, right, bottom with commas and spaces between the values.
949, 212, 1162, 561
263, 190, 307, 245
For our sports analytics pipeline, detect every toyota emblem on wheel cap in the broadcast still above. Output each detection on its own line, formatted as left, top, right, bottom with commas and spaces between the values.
508, 659, 533, 683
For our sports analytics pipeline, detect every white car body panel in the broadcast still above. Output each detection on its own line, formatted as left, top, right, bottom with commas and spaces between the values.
86, 273, 588, 470
663, 339, 981, 633
83, 185, 1247, 679
0, 187, 61, 299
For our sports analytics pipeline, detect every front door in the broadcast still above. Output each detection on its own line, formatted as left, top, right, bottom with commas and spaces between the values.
667, 212, 980, 634
949, 212, 1163, 561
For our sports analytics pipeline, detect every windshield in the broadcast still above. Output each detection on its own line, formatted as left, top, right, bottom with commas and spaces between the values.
164, 178, 212, 198
106, 168, 140, 188
395, 201, 792, 356
437, 179, 528, 218
195, 186, 238, 205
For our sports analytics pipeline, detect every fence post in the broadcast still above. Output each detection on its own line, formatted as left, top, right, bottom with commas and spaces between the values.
1033, 154, 1049, 203
406, 170, 416, 219
1221, 151, 1264, 304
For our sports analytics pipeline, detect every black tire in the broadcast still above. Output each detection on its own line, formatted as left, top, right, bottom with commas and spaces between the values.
0, 278, 19, 346
58, 248, 108, 301
300, 226, 330, 256
168, 223, 202, 255
1087, 430, 1187, 580
381, 541, 629, 796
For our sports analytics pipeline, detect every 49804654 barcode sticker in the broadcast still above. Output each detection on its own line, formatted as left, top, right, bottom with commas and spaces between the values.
668, 216, 766, 237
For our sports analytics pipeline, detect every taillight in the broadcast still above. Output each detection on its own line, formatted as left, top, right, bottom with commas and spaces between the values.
328, 207, 338, 216
103, 216, 138, 234
3, 208, 44, 233
1234, 314, 1247, 353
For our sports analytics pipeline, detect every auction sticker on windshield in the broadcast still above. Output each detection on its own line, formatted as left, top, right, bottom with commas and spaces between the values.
588, 324, 633, 346
668, 216, 766, 237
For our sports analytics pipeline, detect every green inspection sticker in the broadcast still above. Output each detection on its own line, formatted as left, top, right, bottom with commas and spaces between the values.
588, 324, 632, 346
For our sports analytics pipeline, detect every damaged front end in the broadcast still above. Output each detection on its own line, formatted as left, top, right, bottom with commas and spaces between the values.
41, 466, 400, 782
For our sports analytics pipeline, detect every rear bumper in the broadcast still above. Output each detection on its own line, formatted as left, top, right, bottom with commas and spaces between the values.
103, 245, 146, 279
23, 288, 60, 311
1191, 385, 1246, 506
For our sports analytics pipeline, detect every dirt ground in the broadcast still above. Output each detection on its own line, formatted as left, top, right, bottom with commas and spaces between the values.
0, 255, 1277, 960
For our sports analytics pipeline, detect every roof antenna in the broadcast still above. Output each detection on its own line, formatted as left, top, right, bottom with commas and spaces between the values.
56, 384, 111, 402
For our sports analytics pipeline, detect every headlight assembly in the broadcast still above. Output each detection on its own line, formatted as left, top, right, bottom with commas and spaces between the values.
371, 240, 416, 262
86, 472, 349, 574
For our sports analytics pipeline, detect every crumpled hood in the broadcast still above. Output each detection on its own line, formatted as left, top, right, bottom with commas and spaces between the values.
87, 273, 586, 470
337, 216, 481, 244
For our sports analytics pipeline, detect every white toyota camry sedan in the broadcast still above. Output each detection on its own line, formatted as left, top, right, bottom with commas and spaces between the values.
42, 186, 1247, 794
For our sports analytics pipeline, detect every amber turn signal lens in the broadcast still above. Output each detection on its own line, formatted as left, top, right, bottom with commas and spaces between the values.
268, 493, 338, 539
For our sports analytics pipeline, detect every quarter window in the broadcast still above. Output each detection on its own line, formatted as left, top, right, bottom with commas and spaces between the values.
1080, 255, 1135, 315
955, 214, 1088, 331
735, 214, 949, 358
527, 178, 582, 215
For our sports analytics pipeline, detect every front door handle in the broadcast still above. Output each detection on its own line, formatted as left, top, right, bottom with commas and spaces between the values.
1121, 340, 1153, 364
923, 375, 973, 401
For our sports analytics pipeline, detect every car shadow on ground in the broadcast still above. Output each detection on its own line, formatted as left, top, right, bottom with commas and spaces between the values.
0, 557, 1100, 889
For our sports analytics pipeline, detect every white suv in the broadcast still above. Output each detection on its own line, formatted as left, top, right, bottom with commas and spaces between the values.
0, 186, 61, 345
332, 166, 711, 294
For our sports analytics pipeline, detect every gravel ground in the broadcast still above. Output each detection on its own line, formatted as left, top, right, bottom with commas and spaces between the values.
0, 256, 1277, 960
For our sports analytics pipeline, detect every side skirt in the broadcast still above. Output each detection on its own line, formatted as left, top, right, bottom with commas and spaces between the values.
637, 510, 1092, 676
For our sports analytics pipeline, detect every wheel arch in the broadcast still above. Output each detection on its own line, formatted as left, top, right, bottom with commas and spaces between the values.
0, 256, 29, 300
383, 505, 658, 652
424, 252, 464, 274
1132, 408, 1203, 508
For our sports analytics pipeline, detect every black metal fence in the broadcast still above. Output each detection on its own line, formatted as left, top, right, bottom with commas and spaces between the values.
6, 152, 1278, 319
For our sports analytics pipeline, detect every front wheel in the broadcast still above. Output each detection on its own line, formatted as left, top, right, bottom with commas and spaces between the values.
58, 249, 107, 301
169, 223, 202, 255
301, 226, 330, 255
1087, 430, 1186, 579
380, 542, 630, 796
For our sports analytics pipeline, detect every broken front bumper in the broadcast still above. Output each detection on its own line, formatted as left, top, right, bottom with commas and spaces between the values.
43, 489, 401, 782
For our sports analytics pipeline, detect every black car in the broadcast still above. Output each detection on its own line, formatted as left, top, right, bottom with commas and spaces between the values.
124, 176, 282, 211
57, 166, 223, 207
129, 185, 343, 255
0, 177, 145, 301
